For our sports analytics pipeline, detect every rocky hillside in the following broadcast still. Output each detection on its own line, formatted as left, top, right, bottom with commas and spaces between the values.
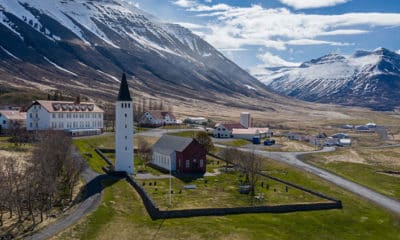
0, 0, 270, 106
261, 48, 400, 111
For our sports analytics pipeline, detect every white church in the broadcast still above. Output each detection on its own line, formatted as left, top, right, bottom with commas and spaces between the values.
114, 73, 134, 175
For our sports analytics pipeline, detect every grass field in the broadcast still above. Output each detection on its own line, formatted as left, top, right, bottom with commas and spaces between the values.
54, 136, 400, 240
137, 171, 326, 210
301, 148, 400, 201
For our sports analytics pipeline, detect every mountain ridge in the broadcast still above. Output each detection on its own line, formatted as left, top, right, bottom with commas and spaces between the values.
0, 0, 271, 107
258, 48, 400, 111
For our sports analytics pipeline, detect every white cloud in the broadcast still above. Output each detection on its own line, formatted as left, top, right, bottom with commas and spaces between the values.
175, 3, 400, 51
279, 0, 350, 9
257, 52, 300, 67
173, 0, 197, 8
286, 39, 352, 46
397, 50, 400, 54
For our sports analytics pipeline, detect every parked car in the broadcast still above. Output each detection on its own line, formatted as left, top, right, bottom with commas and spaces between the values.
264, 140, 276, 146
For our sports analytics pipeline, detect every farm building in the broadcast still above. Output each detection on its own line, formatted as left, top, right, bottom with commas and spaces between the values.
285, 132, 304, 141
240, 112, 252, 128
213, 123, 244, 138
183, 117, 208, 125
151, 135, 206, 174
139, 110, 177, 126
26, 100, 104, 134
0, 110, 26, 134
232, 128, 272, 140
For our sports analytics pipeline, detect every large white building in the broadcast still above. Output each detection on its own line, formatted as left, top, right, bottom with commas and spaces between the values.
115, 73, 134, 175
26, 100, 104, 134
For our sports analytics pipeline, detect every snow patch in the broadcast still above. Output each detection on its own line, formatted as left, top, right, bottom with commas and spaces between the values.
0, 45, 21, 60
43, 56, 78, 77
245, 84, 256, 90
96, 70, 120, 83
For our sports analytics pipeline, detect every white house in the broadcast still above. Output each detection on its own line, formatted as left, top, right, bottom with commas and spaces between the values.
213, 123, 244, 138
0, 110, 26, 133
232, 128, 272, 140
139, 110, 176, 126
26, 100, 104, 134
115, 73, 134, 175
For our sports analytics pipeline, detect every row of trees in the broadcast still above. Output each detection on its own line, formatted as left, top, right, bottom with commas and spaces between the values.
102, 97, 174, 131
0, 131, 82, 227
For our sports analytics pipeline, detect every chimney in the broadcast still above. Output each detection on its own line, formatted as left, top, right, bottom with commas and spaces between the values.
75, 96, 81, 104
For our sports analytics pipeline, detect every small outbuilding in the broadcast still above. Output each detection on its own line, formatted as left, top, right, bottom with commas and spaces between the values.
151, 135, 206, 174
0, 110, 26, 134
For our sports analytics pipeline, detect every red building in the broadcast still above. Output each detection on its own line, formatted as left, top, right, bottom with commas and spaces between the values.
151, 135, 206, 174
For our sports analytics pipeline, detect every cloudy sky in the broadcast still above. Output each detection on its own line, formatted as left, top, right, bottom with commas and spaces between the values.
132, 0, 400, 72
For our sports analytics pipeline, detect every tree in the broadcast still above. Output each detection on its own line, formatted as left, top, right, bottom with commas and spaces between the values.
137, 136, 152, 169
195, 131, 214, 152
237, 150, 262, 195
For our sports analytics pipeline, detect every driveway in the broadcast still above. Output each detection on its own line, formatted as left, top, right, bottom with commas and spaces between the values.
215, 144, 400, 215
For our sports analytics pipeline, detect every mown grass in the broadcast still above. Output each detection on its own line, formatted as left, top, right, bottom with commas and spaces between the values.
54, 135, 400, 240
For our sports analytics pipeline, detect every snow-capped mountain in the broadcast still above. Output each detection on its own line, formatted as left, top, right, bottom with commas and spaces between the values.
260, 48, 400, 110
0, 0, 267, 102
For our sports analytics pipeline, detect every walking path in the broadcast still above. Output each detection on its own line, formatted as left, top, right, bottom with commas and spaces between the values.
26, 149, 104, 240
216, 144, 400, 215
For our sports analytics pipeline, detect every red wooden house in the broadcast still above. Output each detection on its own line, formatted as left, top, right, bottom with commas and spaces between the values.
151, 135, 206, 174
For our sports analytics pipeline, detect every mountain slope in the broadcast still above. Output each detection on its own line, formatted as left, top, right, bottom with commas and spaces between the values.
261, 48, 400, 111
0, 0, 269, 106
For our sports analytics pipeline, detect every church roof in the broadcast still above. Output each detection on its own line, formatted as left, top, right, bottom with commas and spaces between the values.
152, 135, 194, 155
117, 73, 132, 101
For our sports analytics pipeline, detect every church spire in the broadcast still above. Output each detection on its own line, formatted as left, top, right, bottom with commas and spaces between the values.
117, 73, 132, 101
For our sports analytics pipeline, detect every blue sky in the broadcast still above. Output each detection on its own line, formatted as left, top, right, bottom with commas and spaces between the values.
131, 0, 400, 72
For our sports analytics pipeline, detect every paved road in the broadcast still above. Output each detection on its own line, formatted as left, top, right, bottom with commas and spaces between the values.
26, 149, 105, 240
216, 144, 400, 215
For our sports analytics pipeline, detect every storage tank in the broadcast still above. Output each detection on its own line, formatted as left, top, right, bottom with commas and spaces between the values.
240, 112, 251, 128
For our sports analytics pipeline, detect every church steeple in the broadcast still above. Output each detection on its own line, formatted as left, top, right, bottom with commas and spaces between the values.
117, 73, 132, 101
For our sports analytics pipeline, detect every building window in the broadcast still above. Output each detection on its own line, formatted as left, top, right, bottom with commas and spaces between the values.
30, 113, 32, 118
125, 113, 127, 118
125, 146, 127, 151
30, 122, 32, 128
52, 113, 56, 118
200, 159, 204, 168
121, 103, 124, 108
186, 160, 190, 168
2, 120, 5, 124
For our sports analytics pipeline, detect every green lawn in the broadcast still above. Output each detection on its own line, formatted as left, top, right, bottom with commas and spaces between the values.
301, 152, 400, 201
137, 171, 325, 210
216, 139, 250, 147
168, 131, 198, 138
59, 136, 400, 240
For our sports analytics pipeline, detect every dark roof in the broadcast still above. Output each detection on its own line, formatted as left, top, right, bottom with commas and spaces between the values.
117, 73, 132, 101
152, 135, 194, 155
